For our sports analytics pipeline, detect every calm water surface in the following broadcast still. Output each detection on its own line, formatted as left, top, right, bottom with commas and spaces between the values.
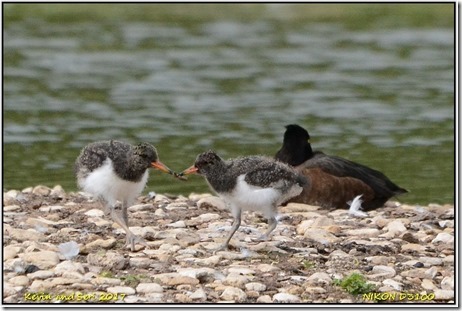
3, 15, 454, 205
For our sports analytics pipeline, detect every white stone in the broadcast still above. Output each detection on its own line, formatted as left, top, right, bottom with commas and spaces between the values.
228, 267, 255, 275
418, 257, 443, 267
4, 245, 20, 260
385, 220, 407, 236
107, 286, 136, 295
197, 196, 226, 211
273, 293, 301, 303
167, 221, 186, 228
54, 261, 85, 275
84, 209, 104, 217
434, 289, 454, 300
245, 282, 266, 292
128, 204, 153, 212
176, 268, 219, 280
372, 266, 396, 278
220, 287, 247, 302
136, 282, 163, 294
441, 276, 454, 290
382, 279, 402, 291
432, 232, 454, 244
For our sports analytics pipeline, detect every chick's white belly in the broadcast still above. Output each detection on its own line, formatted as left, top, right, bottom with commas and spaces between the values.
221, 175, 281, 218
79, 159, 149, 206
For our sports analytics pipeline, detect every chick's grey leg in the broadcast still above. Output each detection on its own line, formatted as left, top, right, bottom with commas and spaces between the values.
106, 202, 148, 252
214, 208, 242, 252
258, 215, 277, 241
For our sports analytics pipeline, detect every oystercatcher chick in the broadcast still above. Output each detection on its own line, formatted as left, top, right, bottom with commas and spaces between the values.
180, 150, 306, 251
275, 124, 408, 210
75, 140, 174, 251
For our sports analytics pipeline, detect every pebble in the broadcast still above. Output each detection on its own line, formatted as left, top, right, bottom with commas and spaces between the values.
4, 245, 20, 260
6, 227, 45, 242
50, 185, 66, 198
424, 266, 438, 279
220, 287, 247, 302
228, 267, 255, 275
245, 282, 266, 292
304, 287, 327, 294
87, 251, 128, 270
257, 295, 272, 303
107, 286, 136, 295
54, 261, 85, 275
432, 232, 454, 244
434, 289, 454, 300
257, 264, 281, 273
84, 209, 104, 217
301, 228, 339, 246
32, 185, 51, 196
223, 273, 249, 288
384, 220, 407, 236
2, 188, 454, 303
27, 270, 55, 280
273, 293, 301, 303
21, 251, 60, 269
189, 288, 207, 301
197, 196, 227, 211
81, 238, 116, 253
306, 272, 332, 285
382, 279, 402, 291
167, 221, 186, 228
136, 283, 163, 294
345, 228, 380, 238
421, 279, 436, 290
418, 256, 443, 267
372, 265, 396, 278
8, 275, 30, 286
440, 275, 454, 290
401, 243, 427, 253
365, 256, 392, 265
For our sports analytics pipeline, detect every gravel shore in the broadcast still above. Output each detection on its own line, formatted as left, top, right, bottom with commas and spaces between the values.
3, 185, 455, 304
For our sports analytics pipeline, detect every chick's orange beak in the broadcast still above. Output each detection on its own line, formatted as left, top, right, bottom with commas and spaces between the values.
181, 165, 199, 175
151, 160, 174, 175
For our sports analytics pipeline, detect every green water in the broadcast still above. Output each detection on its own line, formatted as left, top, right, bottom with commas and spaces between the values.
3, 4, 455, 205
